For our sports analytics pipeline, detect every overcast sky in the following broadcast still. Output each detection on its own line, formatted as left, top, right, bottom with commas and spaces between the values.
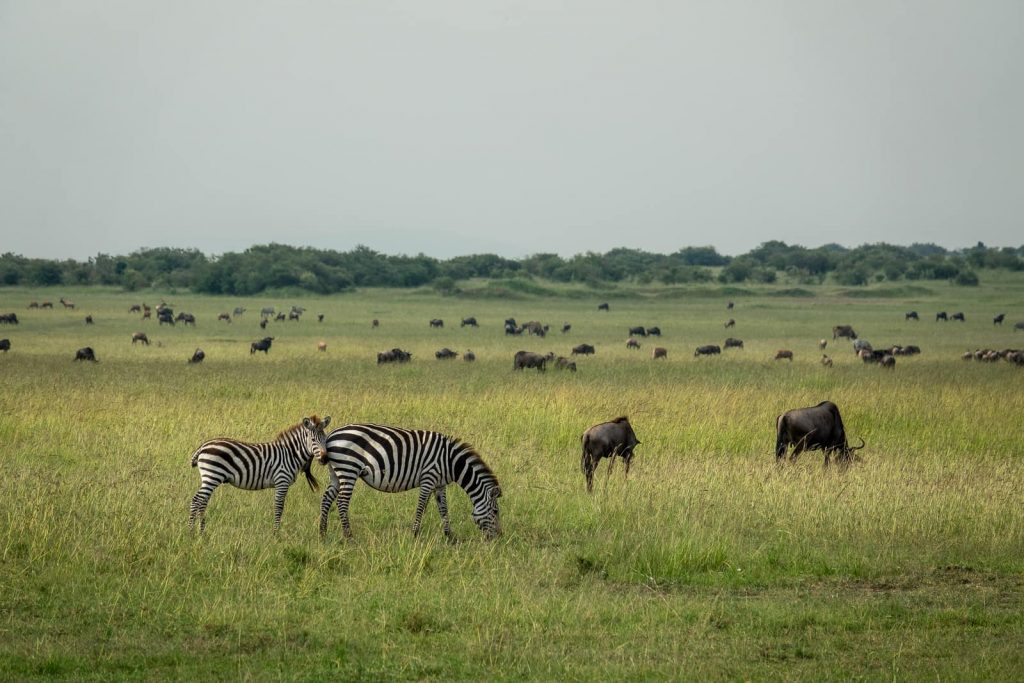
1, 1, 1021, 261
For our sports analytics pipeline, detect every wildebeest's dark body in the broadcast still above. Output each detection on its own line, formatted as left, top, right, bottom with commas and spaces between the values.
597, 303, 609, 311
775, 400, 864, 466
74, 347, 97, 362
724, 337, 743, 349
0, 339, 10, 352
189, 348, 205, 364
429, 319, 444, 328
628, 326, 647, 337
435, 347, 458, 359
694, 344, 721, 356
1015, 322, 1024, 331
646, 327, 661, 337
377, 348, 412, 364
460, 317, 478, 328
251, 337, 274, 354
513, 350, 547, 371
952, 312, 965, 322
0, 313, 20, 324
905, 311, 919, 321
571, 343, 595, 355
936, 311, 948, 321
562, 323, 571, 334
581, 416, 640, 493
993, 313, 1005, 325
832, 325, 857, 340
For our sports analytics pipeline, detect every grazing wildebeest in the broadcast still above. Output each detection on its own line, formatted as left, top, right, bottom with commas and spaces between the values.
260, 306, 275, 318
880, 354, 895, 369
952, 312, 965, 322
775, 400, 863, 466
724, 337, 743, 350
129, 304, 141, 313
724, 318, 735, 328
513, 350, 547, 371
177, 312, 196, 326
317, 314, 324, 323
905, 311, 919, 321
571, 343, 595, 355
218, 313, 231, 323
628, 326, 647, 337
832, 325, 857, 340
504, 322, 521, 336
0, 313, 19, 324
993, 313, 1005, 325
694, 344, 721, 357
131, 332, 149, 345
275, 312, 286, 322
60, 297, 75, 310
821, 354, 832, 367
429, 319, 444, 328
727, 301, 734, 310
819, 339, 827, 350
189, 348, 205, 364
317, 341, 327, 352
0, 339, 10, 352
251, 337, 274, 354
774, 350, 794, 361
646, 326, 661, 337
377, 348, 412, 364
581, 416, 640, 493
505, 317, 517, 327
626, 337, 641, 350
40, 301, 53, 309
288, 310, 301, 321
464, 350, 476, 362
554, 356, 577, 371
890, 345, 921, 356
84, 315, 94, 325
436, 348, 459, 359
522, 321, 546, 337
158, 312, 175, 326
233, 306, 246, 317
936, 311, 948, 321
1015, 322, 1024, 331
372, 319, 379, 328
461, 317, 478, 328
858, 349, 877, 363
652, 347, 667, 360
562, 323, 571, 334
260, 318, 268, 330
598, 303, 609, 311
28, 302, 39, 309
74, 347, 97, 362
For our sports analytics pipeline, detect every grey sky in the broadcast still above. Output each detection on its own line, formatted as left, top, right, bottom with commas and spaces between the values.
1, 1, 1021, 261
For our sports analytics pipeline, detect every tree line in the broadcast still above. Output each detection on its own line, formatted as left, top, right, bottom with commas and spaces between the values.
1, 241, 1021, 295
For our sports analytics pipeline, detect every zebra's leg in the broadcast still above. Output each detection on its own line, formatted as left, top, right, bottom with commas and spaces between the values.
273, 481, 289, 532
412, 486, 433, 537
335, 477, 357, 538
189, 483, 217, 533
434, 487, 453, 541
319, 481, 339, 538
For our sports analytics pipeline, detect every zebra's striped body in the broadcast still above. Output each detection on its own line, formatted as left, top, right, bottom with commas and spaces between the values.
318, 424, 502, 540
188, 415, 331, 532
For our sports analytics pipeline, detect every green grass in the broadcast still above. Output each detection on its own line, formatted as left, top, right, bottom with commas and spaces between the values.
1, 281, 1023, 680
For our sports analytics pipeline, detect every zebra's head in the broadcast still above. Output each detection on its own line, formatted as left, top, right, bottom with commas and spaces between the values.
301, 415, 331, 461
472, 484, 502, 539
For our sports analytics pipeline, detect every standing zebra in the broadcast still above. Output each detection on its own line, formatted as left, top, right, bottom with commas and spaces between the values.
318, 424, 502, 540
188, 415, 331, 532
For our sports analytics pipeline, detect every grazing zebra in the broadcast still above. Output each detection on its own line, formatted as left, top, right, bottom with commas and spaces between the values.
318, 424, 502, 540
188, 415, 331, 532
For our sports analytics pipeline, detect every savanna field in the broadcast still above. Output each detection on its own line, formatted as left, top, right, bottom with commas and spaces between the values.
1, 279, 1023, 681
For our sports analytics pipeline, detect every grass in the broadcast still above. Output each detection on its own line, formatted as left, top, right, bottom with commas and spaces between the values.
1, 280, 1023, 680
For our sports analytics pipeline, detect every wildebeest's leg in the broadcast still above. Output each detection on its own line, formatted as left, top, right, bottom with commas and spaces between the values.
582, 448, 596, 493
624, 453, 633, 479
272, 480, 289, 531
434, 488, 453, 540
775, 417, 789, 461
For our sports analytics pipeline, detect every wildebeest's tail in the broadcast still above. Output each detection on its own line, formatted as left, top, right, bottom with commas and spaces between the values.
580, 434, 590, 477
302, 459, 320, 492
774, 415, 788, 459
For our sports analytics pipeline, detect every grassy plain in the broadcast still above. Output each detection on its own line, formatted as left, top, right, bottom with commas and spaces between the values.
1, 278, 1023, 681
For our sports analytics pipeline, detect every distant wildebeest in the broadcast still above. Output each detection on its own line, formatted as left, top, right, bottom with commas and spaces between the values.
774, 350, 794, 361
218, 313, 231, 323
275, 312, 286, 322
694, 344, 721, 357
652, 347, 667, 360
1015, 321, 1024, 331
251, 337, 274, 354
28, 302, 39, 309
821, 354, 832, 367
40, 301, 53, 309
554, 356, 577, 371
724, 318, 735, 328
464, 350, 476, 362
74, 347, 97, 362
372, 319, 379, 328
177, 312, 196, 326
288, 310, 301, 321
858, 349, 877, 363
626, 337, 641, 350
429, 319, 444, 328
727, 301, 734, 310
905, 311, 919, 321
317, 314, 324, 323
158, 311, 175, 326
505, 317, 517, 327
60, 297, 75, 309
936, 311, 948, 321
628, 326, 647, 337
581, 416, 640, 493
819, 339, 827, 350
562, 323, 571, 334
646, 326, 661, 337
0, 339, 10, 352
879, 354, 896, 369
84, 315, 94, 325
377, 348, 412, 364
461, 317, 478, 328
129, 304, 141, 313
523, 321, 547, 337
131, 332, 149, 346
141, 308, 151, 320
952, 312, 965, 322
317, 341, 327, 352
724, 337, 743, 350
775, 400, 863, 466
852, 339, 873, 354
890, 345, 921, 356
233, 306, 246, 317
504, 322, 521, 336
598, 303, 609, 311
993, 313, 1005, 325
436, 348, 459, 359
260, 306, 275, 318
0, 313, 19, 324
189, 348, 205, 364
260, 318, 268, 329
832, 325, 857, 340
513, 350, 547, 371
571, 343, 595, 355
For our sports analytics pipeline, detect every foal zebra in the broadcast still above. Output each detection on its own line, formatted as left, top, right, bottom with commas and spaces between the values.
318, 424, 502, 540
188, 415, 331, 532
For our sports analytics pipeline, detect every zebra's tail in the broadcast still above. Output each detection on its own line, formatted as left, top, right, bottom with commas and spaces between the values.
302, 459, 320, 492
190, 449, 201, 468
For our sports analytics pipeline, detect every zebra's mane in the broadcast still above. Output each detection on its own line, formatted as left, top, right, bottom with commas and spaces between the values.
275, 415, 323, 440
456, 440, 499, 486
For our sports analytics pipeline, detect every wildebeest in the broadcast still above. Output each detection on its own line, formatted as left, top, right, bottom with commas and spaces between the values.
131, 332, 149, 345
189, 348, 205, 364
317, 341, 327, 352
852, 339, 873, 354
952, 312, 965, 322
598, 302, 609, 311
890, 345, 921, 356
1015, 322, 1024, 331
628, 326, 647, 337
28, 302, 39, 309
562, 323, 571, 334
318, 314, 324, 323
288, 310, 301, 321
259, 318, 268, 330
158, 311, 175, 326
40, 301, 53, 309
74, 347, 97, 362
0, 313, 19, 324
84, 315, 94, 325
60, 297, 75, 310
504, 322, 521, 335
522, 321, 547, 337
429, 319, 444, 328
0, 339, 10, 352
461, 317, 478, 328
626, 337, 641, 350
652, 347, 667, 360
727, 301, 734, 310
936, 311, 948, 321
832, 325, 857, 340
905, 311, 919, 321
260, 306, 275, 318
775, 401, 863, 466
218, 312, 232, 323
464, 350, 476, 362
436, 347, 459, 359
251, 337, 274, 354
774, 350, 794, 361
176, 312, 196, 326
572, 343, 595, 355
554, 356, 577, 371
275, 312, 286, 321
581, 416, 640, 493
724, 318, 735, 328
821, 354, 832, 367
724, 337, 743, 349
513, 350, 547, 371
879, 354, 895, 369
129, 304, 141, 313
993, 313, 1005, 325
646, 326, 661, 337
377, 348, 412, 364
372, 319, 379, 328
233, 306, 246, 317
505, 317, 517, 327
694, 344, 721, 357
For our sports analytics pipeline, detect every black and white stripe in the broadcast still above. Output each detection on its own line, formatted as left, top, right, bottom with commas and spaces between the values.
318, 424, 502, 540
188, 415, 331, 532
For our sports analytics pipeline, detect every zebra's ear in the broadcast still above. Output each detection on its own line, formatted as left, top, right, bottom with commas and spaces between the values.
322, 416, 331, 429
303, 417, 312, 429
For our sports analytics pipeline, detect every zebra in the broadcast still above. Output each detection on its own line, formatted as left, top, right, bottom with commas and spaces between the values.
188, 415, 331, 532
318, 424, 502, 541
